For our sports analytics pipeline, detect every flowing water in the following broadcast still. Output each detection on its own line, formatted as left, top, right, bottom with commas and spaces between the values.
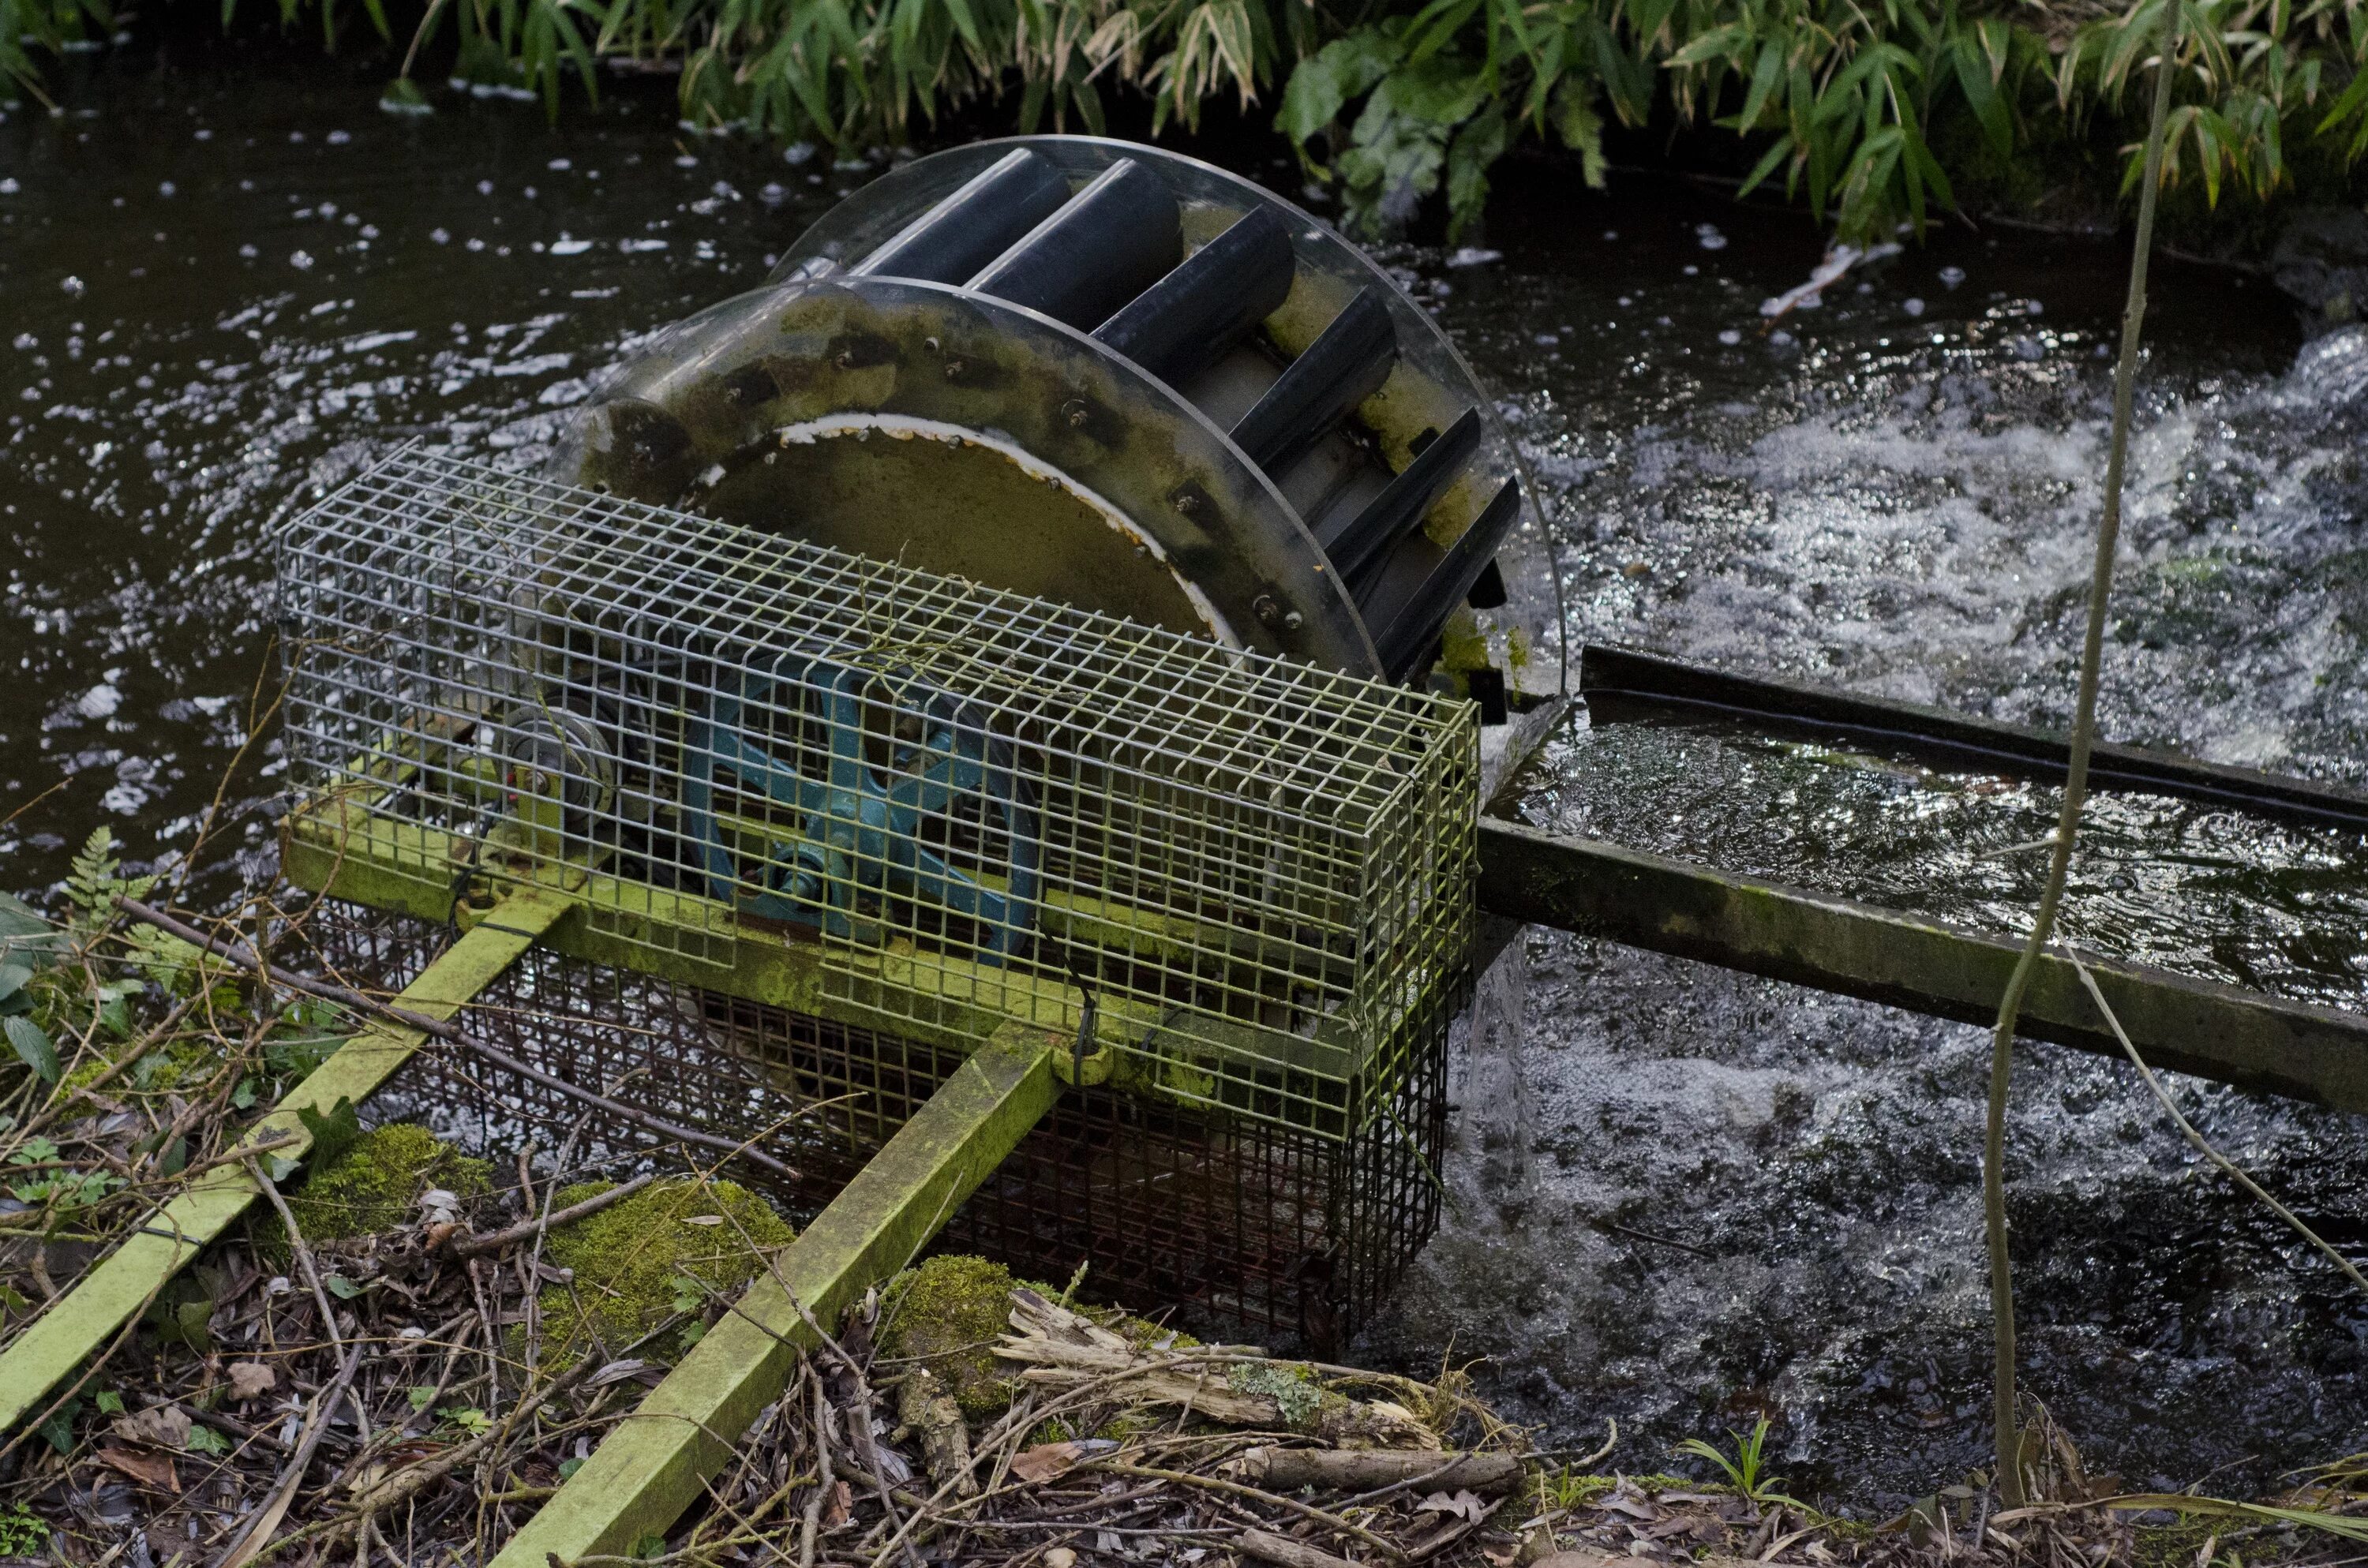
6, 44, 2366, 1509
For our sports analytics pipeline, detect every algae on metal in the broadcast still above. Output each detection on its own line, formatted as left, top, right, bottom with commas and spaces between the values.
536, 1177, 796, 1360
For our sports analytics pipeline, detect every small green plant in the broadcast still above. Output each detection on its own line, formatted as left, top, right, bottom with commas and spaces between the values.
1537, 1465, 1617, 1510
442, 1405, 495, 1437
0, 958, 57, 1083
1676, 1415, 1805, 1508
33, 1395, 81, 1456
0, 1500, 51, 1555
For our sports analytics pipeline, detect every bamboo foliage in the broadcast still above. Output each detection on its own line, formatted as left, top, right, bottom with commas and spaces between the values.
2, 0, 2365, 246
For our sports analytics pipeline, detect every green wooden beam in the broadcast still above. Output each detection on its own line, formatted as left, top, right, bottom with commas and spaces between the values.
0, 887, 574, 1439
1476, 818, 2368, 1110
283, 803, 1368, 1083
489, 1023, 1063, 1568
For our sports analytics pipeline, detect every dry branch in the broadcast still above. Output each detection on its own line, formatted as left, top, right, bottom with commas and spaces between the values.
1238, 1446, 1524, 1494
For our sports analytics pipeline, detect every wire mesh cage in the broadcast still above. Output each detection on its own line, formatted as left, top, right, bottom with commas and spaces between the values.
300, 898, 1446, 1343
275, 447, 1477, 1338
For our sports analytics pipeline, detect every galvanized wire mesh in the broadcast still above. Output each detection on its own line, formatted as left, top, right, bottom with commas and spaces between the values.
311, 900, 1442, 1345
278, 447, 1475, 1143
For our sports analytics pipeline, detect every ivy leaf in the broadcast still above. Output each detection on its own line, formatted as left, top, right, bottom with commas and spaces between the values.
6, 1016, 58, 1083
35, 1396, 81, 1455
185, 1424, 233, 1457
557, 1456, 588, 1480
409, 1385, 439, 1412
324, 1274, 365, 1300
295, 1097, 361, 1167
1382, 53, 1489, 127
94, 1390, 126, 1416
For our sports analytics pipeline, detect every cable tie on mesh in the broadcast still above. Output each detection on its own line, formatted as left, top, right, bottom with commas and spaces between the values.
1066, 964, 1099, 1084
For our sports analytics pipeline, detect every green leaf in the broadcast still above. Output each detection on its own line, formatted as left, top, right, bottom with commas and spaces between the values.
6, 1016, 58, 1083
1737, 132, 1798, 198
95, 1390, 125, 1415
1445, 103, 1509, 238
557, 1456, 588, 1480
1276, 27, 1398, 144
0, 964, 29, 1004
36, 1396, 81, 1455
1738, 37, 1785, 130
629, 1535, 669, 1561
1550, 80, 1609, 186
296, 1096, 362, 1168
262, 1152, 302, 1184
324, 1273, 365, 1300
1951, 38, 2014, 159
154, 1296, 215, 1350
1382, 52, 1489, 127
1403, 0, 1480, 65
185, 1424, 233, 1457
441, 1405, 494, 1436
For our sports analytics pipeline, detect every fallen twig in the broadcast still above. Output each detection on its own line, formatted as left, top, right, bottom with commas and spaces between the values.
1085, 1460, 1409, 1562
445, 1171, 657, 1260
115, 895, 795, 1177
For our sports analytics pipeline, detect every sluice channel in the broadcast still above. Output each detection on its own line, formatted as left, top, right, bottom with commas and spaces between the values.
4, 49, 2366, 1520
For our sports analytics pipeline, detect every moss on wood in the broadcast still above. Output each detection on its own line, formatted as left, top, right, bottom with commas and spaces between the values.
877, 1255, 1029, 1419
533, 1177, 795, 1363
284, 1124, 489, 1246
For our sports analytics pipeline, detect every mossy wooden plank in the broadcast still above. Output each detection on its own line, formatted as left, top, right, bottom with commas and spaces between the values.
282, 801, 1332, 1071
1476, 818, 2368, 1110
0, 888, 571, 1439
488, 1024, 1061, 1568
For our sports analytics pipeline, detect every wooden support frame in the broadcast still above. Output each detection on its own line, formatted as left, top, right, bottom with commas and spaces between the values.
488, 1024, 1062, 1567
0, 887, 574, 1439
1478, 819, 2368, 1111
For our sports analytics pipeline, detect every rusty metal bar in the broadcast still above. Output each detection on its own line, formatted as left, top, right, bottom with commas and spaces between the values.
1475, 818, 2368, 1111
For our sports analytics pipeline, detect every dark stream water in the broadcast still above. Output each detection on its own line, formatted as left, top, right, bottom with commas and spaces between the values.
6, 45, 2366, 1510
